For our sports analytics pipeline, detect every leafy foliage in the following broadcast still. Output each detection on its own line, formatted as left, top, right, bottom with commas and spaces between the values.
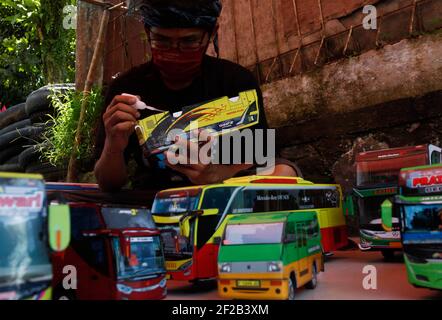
41, 87, 103, 170
0, 0, 76, 107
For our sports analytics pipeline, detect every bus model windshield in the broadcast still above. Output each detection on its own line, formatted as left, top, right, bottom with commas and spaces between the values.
157, 225, 193, 260
0, 178, 51, 299
223, 223, 284, 245
401, 204, 442, 243
112, 236, 165, 280
358, 196, 399, 226
152, 191, 200, 216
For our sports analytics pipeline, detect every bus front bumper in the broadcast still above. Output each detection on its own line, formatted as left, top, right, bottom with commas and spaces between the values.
405, 256, 442, 290
359, 232, 402, 251
217, 278, 289, 300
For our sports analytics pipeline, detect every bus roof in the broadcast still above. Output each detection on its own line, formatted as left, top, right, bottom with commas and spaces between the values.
154, 176, 334, 196
223, 176, 313, 185
355, 145, 429, 162
0, 172, 43, 180
401, 163, 442, 173
227, 211, 316, 225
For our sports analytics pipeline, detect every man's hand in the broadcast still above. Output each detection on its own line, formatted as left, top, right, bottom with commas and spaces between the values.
164, 132, 253, 185
102, 95, 140, 154
95, 95, 140, 192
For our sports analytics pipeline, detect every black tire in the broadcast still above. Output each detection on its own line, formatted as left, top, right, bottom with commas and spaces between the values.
287, 275, 296, 300
25, 84, 75, 116
305, 263, 318, 289
29, 111, 53, 125
0, 119, 32, 136
18, 143, 48, 168
0, 144, 25, 164
4, 155, 20, 165
381, 250, 395, 261
0, 163, 22, 173
0, 103, 27, 129
0, 126, 45, 150
25, 162, 66, 181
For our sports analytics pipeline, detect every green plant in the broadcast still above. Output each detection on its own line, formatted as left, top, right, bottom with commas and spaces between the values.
41, 88, 103, 171
0, 0, 76, 106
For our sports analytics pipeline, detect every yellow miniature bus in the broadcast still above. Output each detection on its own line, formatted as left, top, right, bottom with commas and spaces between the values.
151, 176, 348, 282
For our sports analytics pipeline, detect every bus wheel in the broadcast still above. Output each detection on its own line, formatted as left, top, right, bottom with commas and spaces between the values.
381, 250, 395, 261
287, 276, 296, 300
305, 264, 318, 289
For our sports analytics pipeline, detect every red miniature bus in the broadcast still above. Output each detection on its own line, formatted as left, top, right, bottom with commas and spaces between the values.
46, 183, 167, 300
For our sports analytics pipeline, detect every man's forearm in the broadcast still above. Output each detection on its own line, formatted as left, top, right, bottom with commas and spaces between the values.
94, 148, 128, 191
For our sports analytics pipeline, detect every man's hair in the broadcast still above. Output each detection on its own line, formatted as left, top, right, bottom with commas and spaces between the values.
139, 0, 222, 31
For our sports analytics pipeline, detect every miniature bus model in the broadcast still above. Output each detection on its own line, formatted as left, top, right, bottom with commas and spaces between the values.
0, 173, 70, 300
354, 144, 441, 259
382, 164, 442, 290
151, 176, 348, 282
217, 211, 323, 300
46, 183, 167, 300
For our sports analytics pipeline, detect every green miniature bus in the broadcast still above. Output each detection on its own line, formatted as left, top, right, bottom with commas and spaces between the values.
382, 164, 442, 290
217, 211, 324, 300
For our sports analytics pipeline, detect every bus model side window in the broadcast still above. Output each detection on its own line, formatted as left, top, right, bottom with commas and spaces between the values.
296, 223, 306, 247
302, 223, 308, 246
299, 190, 314, 209
306, 219, 319, 238
285, 222, 296, 243
326, 189, 340, 208
431, 150, 441, 164
201, 187, 237, 213
279, 190, 299, 211
70, 207, 102, 241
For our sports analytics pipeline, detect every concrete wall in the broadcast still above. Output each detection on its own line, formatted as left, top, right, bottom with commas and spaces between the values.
265, 32, 442, 127
271, 33, 442, 190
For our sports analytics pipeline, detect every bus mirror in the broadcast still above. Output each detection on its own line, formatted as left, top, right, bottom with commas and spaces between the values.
203, 208, 219, 216
213, 237, 222, 245
284, 234, 296, 243
48, 204, 71, 252
343, 196, 355, 217
381, 199, 393, 232
189, 209, 218, 217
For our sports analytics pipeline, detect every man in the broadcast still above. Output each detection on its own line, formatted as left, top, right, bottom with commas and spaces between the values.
94, 0, 300, 191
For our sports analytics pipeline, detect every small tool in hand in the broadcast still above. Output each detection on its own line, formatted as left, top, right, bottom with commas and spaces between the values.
122, 93, 166, 112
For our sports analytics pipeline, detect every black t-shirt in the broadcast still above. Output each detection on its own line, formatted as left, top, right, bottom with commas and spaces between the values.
95, 55, 270, 189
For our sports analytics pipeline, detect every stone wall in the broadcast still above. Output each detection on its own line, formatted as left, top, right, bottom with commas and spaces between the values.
269, 33, 442, 191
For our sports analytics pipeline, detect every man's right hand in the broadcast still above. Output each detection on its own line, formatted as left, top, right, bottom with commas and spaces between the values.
103, 95, 141, 154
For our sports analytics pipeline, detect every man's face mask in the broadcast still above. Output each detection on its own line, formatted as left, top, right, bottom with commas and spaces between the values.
149, 30, 210, 85
151, 46, 207, 84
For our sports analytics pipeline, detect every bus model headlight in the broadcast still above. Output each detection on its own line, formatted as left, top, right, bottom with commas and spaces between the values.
219, 263, 231, 273
159, 278, 167, 288
117, 284, 133, 295
268, 262, 282, 272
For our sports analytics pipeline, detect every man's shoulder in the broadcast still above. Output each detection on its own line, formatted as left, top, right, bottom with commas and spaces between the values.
203, 56, 260, 92
111, 62, 153, 84
204, 55, 253, 76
